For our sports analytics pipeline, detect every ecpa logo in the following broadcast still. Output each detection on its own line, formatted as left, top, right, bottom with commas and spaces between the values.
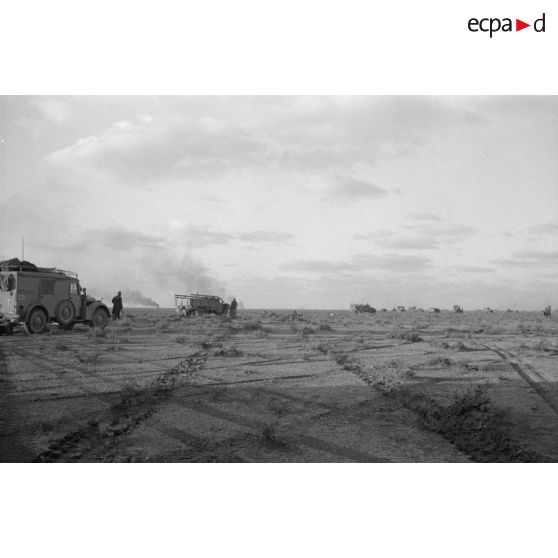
468, 12, 546, 37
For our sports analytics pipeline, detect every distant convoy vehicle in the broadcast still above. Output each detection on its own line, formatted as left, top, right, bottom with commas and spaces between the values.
174, 293, 230, 317
351, 303, 376, 314
0, 259, 110, 334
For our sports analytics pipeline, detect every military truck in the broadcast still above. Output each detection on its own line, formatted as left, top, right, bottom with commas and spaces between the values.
350, 303, 376, 314
0, 259, 110, 334
174, 293, 229, 317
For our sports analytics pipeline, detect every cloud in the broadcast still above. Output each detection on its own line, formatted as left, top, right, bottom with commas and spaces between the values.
353, 224, 472, 250
528, 223, 558, 235
373, 237, 439, 250
268, 97, 487, 172
404, 223, 477, 240
454, 266, 496, 273
281, 253, 432, 274
495, 250, 558, 268
45, 114, 266, 182
351, 253, 433, 272
280, 260, 352, 273
34, 97, 73, 124
43, 96, 488, 188
174, 227, 233, 248
69, 228, 165, 251
406, 212, 443, 222
328, 175, 388, 200
515, 250, 558, 261
169, 225, 293, 247
352, 229, 395, 240
236, 231, 293, 243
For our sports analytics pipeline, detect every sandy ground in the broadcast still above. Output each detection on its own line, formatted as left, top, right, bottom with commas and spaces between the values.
1, 309, 557, 462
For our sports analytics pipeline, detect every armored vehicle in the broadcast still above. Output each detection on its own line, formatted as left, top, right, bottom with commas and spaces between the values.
0, 259, 110, 334
174, 293, 229, 317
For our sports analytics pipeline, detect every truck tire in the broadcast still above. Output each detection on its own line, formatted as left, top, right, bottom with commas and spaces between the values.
92, 308, 109, 329
57, 300, 75, 329
27, 308, 48, 334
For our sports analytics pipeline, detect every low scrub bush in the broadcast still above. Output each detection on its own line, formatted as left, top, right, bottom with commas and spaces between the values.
387, 328, 422, 342
214, 344, 243, 357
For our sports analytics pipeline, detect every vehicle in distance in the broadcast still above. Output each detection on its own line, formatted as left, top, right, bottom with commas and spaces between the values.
174, 293, 229, 317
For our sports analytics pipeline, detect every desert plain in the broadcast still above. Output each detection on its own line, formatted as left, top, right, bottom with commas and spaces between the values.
1, 308, 557, 462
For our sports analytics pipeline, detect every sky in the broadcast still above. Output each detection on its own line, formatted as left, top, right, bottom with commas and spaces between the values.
0, 96, 556, 309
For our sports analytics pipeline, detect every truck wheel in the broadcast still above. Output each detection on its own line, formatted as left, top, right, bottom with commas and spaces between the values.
57, 300, 75, 328
27, 308, 48, 334
92, 308, 109, 329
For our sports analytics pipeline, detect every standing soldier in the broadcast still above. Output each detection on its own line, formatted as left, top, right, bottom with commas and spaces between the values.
112, 291, 123, 320
229, 297, 238, 319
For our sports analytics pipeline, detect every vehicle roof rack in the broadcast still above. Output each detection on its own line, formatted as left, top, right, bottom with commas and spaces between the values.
36, 267, 79, 278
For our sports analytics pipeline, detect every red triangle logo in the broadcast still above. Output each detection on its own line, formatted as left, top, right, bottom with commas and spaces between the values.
516, 19, 530, 31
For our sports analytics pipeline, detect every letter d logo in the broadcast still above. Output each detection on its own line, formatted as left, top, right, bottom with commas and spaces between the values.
534, 13, 546, 32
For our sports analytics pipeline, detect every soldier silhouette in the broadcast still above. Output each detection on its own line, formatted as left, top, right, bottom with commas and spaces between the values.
111, 291, 123, 320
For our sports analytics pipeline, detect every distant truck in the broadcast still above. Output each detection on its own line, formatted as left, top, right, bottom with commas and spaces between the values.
174, 293, 229, 317
351, 303, 376, 314
0, 259, 110, 334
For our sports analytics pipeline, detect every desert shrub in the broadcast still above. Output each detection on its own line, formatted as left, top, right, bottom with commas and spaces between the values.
260, 423, 287, 448
300, 326, 314, 338
214, 344, 243, 357
251, 328, 270, 339
342, 360, 361, 372
426, 356, 453, 367
313, 343, 331, 354
334, 353, 349, 366
387, 328, 422, 342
